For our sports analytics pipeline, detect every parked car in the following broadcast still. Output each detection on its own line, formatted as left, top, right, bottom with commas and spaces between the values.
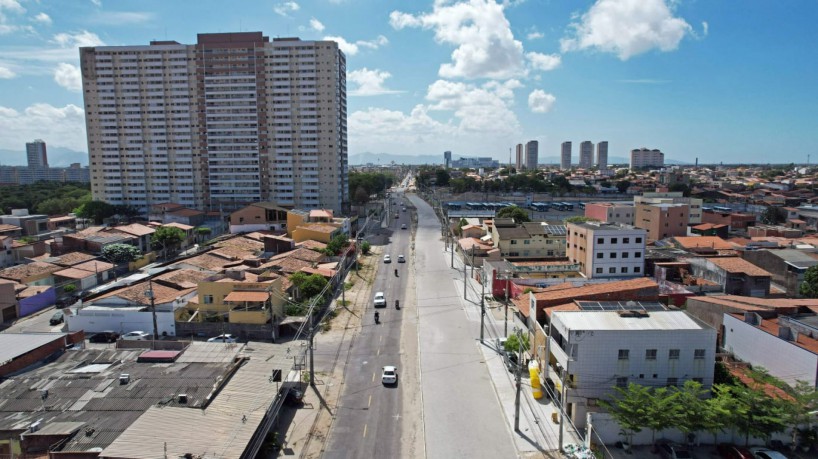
397, 254, 405, 263
89, 331, 119, 343
657, 440, 693, 459
122, 331, 151, 341
401, 224, 407, 229
49, 310, 64, 325
718, 443, 754, 459
749, 448, 789, 459
374, 292, 386, 307
503, 350, 520, 373
394, 214, 399, 219
207, 334, 237, 343
381, 365, 398, 385
384, 254, 391, 263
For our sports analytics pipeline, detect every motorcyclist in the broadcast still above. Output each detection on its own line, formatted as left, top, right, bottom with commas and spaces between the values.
394, 268, 398, 277
374, 311, 380, 323
395, 300, 400, 309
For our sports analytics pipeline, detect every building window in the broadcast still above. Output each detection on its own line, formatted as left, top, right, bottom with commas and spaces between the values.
596, 267, 603, 274
621, 267, 628, 273
597, 237, 604, 244
693, 377, 703, 384
669, 349, 680, 360
694, 349, 706, 360
609, 267, 616, 273
596, 253, 603, 259
623, 237, 630, 243
203, 295, 213, 304
666, 377, 678, 387
645, 349, 657, 360
610, 252, 617, 258
616, 377, 628, 388
635, 252, 642, 258
611, 238, 618, 244
636, 237, 642, 243
634, 267, 641, 273
622, 252, 629, 258
618, 349, 629, 360
524, 240, 530, 245
511, 240, 517, 245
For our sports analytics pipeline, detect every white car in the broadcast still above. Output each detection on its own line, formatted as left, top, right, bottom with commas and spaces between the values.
749, 448, 789, 459
381, 366, 398, 385
207, 334, 237, 343
374, 292, 386, 307
384, 254, 391, 263
397, 254, 405, 263
121, 331, 151, 341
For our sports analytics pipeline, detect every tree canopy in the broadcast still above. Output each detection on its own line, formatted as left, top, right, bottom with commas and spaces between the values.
289, 272, 329, 300
102, 243, 142, 264
800, 265, 818, 298
323, 233, 351, 256
349, 172, 394, 204
496, 205, 530, 223
0, 182, 91, 215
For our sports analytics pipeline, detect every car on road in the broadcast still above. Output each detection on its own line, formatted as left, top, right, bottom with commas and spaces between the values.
384, 254, 391, 263
122, 331, 151, 341
394, 214, 399, 219
397, 254, 405, 263
207, 334, 238, 343
401, 223, 407, 229
381, 366, 398, 385
49, 310, 64, 325
89, 331, 119, 343
374, 292, 386, 307
749, 448, 789, 459
717, 444, 754, 459
656, 440, 693, 459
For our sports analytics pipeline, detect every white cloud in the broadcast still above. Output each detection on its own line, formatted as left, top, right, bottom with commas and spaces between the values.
92, 11, 155, 25
390, 0, 525, 80
350, 105, 455, 151
528, 89, 555, 113
274, 1, 300, 17
32, 12, 52, 25
526, 52, 561, 71
527, 31, 544, 40
52, 30, 105, 49
701, 21, 708, 37
560, 0, 693, 60
0, 65, 15, 78
53, 63, 82, 92
0, 0, 27, 34
348, 68, 403, 96
0, 0, 24, 14
425, 79, 521, 135
309, 18, 325, 32
324, 34, 388, 56
90, 0, 102, 6
0, 103, 87, 151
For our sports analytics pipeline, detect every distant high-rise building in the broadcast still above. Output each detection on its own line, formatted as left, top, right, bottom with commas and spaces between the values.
596, 141, 609, 170
630, 148, 665, 169
561, 142, 572, 170
525, 141, 538, 170
579, 141, 593, 169
26, 140, 48, 168
444, 151, 452, 169
515, 144, 524, 171
81, 32, 348, 214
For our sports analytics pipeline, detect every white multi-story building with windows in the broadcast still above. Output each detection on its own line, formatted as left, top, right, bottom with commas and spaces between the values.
560, 141, 572, 170
80, 32, 348, 214
579, 141, 593, 169
630, 148, 664, 169
547, 306, 716, 428
566, 221, 646, 278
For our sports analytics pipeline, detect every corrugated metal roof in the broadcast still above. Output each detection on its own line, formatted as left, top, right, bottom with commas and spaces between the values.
0, 333, 66, 365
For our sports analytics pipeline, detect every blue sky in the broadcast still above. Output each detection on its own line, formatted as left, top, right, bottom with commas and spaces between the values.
0, 0, 816, 166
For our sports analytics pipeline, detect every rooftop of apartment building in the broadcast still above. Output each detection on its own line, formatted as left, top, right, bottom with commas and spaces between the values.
569, 221, 643, 232
553, 309, 708, 331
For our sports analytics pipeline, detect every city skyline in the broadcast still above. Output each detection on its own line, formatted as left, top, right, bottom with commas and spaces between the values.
0, 0, 817, 165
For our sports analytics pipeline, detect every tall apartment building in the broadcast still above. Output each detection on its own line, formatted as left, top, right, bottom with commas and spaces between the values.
80, 32, 348, 214
560, 141, 572, 170
635, 202, 689, 241
579, 141, 593, 169
515, 144, 523, 171
26, 140, 48, 168
444, 151, 452, 169
630, 148, 664, 169
525, 140, 538, 171
596, 141, 608, 170
566, 221, 646, 278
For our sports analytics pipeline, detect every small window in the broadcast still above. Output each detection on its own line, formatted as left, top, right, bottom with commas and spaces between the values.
511, 240, 517, 245
635, 252, 642, 258
616, 377, 628, 388
622, 252, 629, 258
636, 237, 642, 243
669, 349, 680, 360
610, 252, 617, 258
645, 349, 657, 360
609, 267, 616, 273
694, 349, 706, 360
596, 253, 603, 259
611, 238, 618, 244
634, 267, 641, 273
597, 237, 604, 244
623, 237, 630, 243
667, 377, 678, 387
524, 240, 530, 245
618, 349, 629, 360
203, 295, 213, 304
596, 267, 603, 274
621, 267, 628, 273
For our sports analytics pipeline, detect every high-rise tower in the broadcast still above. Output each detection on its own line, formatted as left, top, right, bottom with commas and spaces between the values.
596, 141, 608, 170
560, 141, 572, 170
80, 32, 348, 214
26, 139, 48, 168
525, 141, 538, 171
579, 141, 593, 169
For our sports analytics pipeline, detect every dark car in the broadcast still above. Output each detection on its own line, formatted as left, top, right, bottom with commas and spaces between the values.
503, 351, 521, 373
657, 440, 693, 459
49, 310, 64, 325
718, 443, 754, 459
89, 331, 120, 343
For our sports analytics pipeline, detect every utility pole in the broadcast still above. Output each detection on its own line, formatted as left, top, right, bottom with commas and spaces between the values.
147, 277, 159, 342
471, 244, 476, 278
480, 273, 485, 342
451, 233, 455, 268
309, 309, 315, 387
463, 248, 468, 300
514, 326, 524, 432
504, 271, 510, 337
559, 342, 572, 452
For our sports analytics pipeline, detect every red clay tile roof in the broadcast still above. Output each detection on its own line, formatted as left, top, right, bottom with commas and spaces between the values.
544, 302, 581, 317
309, 209, 333, 219
154, 269, 212, 289
300, 266, 336, 278
532, 278, 659, 306
708, 257, 771, 277
673, 236, 735, 250
93, 281, 194, 305
724, 362, 793, 401
162, 222, 194, 231
113, 223, 155, 237
0, 224, 21, 233
167, 208, 204, 217
74, 260, 114, 272
224, 291, 270, 302
0, 261, 62, 282
296, 239, 327, 250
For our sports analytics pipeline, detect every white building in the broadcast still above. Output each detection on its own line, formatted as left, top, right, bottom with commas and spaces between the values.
525, 140, 539, 170
26, 139, 48, 168
515, 144, 524, 171
596, 141, 608, 170
630, 148, 665, 169
723, 312, 818, 388
579, 141, 593, 169
547, 307, 717, 428
566, 221, 646, 278
561, 141, 572, 170
81, 32, 348, 215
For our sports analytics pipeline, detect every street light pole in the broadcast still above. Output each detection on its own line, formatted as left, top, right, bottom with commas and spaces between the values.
480, 273, 485, 342
504, 270, 510, 337
514, 326, 524, 432
147, 277, 159, 342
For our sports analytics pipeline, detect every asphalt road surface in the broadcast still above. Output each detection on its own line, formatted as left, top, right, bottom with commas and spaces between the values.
323, 191, 415, 459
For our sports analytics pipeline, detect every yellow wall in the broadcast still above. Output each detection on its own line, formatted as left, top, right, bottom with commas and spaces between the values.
229, 309, 269, 324
291, 226, 337, 244
187, 277, 286, 323
286, 212, 308, 238
129, 252, 156, 271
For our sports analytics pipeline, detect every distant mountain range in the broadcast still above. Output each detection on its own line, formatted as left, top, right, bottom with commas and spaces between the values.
0, 147, 88, 167
350, 152, 690, 166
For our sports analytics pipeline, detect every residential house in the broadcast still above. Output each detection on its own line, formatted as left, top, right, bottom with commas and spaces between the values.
0, 209, 48, 237
229, 202, 289, 233
690, 223, 729, 239
164, 208, 206, 227
62, 227, 137, 253
0, 261, 62, 286
748, 225, 803, 238
0, 280, 18, 321
46, 215, 77, 231
490, 218, 566, 259
113, 224, 156, 252
701, 209, 756, 231
636, 191, 703, 224
0, 224, 22, 239
741, 248, 818, 297
566, 222, 646, 279
180, 271, 285, 325
685, 256, 772, 297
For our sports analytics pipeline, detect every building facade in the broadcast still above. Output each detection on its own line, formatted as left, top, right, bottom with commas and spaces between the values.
525, 140, 538, 171
584, 202, 635, 225
630, 148, 665, 169
637, 192, 703, 224
634, 202, 690, 241
444, 151, 452, 169
579, 141, 593, 169
26, 140, 48, 168
81, 32, 348, 215
515, 144, 524, 171
560, 141, 572, 170
490, 219, 566, 259
596, 141, 608, 170
566, 221, 646, 278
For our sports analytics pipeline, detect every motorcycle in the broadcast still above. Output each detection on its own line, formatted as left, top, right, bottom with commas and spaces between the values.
374, 312, 380, 324
395, 300, 400, 310
394, 268, 398, 277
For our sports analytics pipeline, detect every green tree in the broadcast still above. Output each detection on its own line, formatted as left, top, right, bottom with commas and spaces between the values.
643, 386, 679, 444
360, 240, 371, 255
703, 385, 733, 447
720, 369, 788, 446
289, 272, 329, 300
564, 216, 598, 225
75, 200, 116, 224
672, 380, 710, 444
800, 265, 818, 298
194, 227, 212, 243
102, 243, 142, 264
761, 206, 786, 225
152, 226, 186, 258
324, 233, 351, 256
616, 180, 632, 193
783, 380, 818, 446
504, 332, 529, 353
599, 383, 653, 445
36, 197, 82, 216
435, 169, 451, 186
63, 284, 77, 293
496, 205, 530, 223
